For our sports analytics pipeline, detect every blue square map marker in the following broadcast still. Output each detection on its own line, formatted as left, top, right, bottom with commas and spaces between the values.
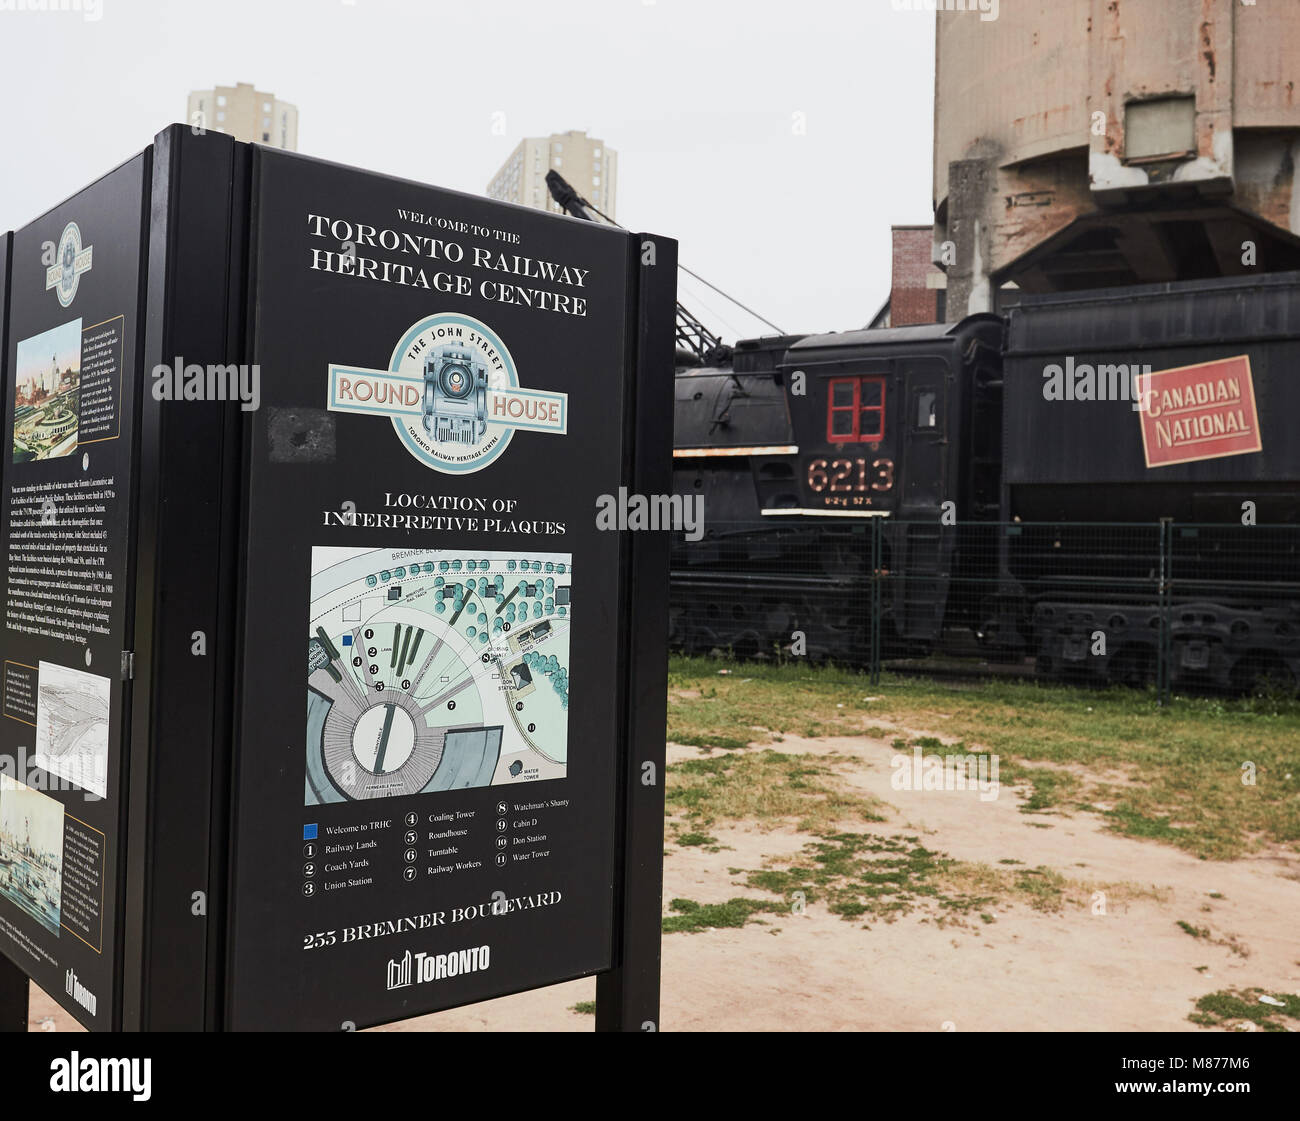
303, 823, 318, 841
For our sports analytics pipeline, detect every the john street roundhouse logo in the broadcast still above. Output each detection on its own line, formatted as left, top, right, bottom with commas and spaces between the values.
45, 221, 93, 308
327, 313, 566, 474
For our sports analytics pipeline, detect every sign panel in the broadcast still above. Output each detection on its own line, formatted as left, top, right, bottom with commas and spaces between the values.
224, 150, 638, 1030
1137, 355, 1262, 468
0, 157, 147, 1030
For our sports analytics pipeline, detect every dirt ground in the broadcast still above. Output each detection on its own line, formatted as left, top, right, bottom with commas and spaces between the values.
27, 727, 1300, 1033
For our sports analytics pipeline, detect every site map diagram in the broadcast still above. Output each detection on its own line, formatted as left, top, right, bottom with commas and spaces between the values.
306, 546, 571, 804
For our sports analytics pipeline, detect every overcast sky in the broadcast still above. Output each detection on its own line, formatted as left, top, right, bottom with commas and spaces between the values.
0, 0, 935, 338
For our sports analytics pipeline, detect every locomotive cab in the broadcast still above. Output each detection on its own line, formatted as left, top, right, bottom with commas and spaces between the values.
775, 318, 1004, 648
780, 316, 1003, 523
667, 318, 1003, 660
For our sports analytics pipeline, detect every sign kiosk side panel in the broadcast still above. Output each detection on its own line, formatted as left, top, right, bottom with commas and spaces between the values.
0, 229, 26, 1033
596, 232, 676, 1032
224, 149, 651, 1030
0, 155, 151, 1031
122, 125, 247, 1032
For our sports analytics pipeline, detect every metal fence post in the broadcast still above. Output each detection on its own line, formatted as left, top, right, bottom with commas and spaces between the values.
870, 517, 882, 685
1158, 518, 1172, 706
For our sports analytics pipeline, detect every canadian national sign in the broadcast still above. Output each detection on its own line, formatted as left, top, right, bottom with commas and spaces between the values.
1138, 355, 1261, 469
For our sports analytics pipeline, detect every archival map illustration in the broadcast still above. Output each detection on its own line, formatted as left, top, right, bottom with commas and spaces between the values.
306, 545, 571, 804
34, 662, 111, 800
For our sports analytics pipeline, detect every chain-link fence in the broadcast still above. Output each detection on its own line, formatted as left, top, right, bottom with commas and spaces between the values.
669, 519, 1300, 703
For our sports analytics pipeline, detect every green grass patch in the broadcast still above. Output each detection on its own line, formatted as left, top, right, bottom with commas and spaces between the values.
741, 832, 964, 925
662, 896, 785, 934
667, 748, 887, 833
1189, 989, 1300, 1031
1011, 865, 1068, 910
1105, 804, 1185, 844
1017, 768, 1082, 815
736, 831, 1151, 927
570, 1001, 596, 1015
668, 655, 1300, 859
675, 832, 718, 847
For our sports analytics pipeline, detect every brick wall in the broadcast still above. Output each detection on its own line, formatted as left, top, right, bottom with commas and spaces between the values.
890, 226, 942, 326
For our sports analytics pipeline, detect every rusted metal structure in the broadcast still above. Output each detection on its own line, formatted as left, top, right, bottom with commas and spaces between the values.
933, 0, 1300, 319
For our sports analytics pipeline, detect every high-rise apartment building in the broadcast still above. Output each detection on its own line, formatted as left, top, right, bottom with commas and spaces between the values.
487, 130, 616, 219
186, 83, 298, 150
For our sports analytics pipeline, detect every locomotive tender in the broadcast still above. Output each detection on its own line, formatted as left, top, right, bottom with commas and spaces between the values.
670, 270, 1300, 691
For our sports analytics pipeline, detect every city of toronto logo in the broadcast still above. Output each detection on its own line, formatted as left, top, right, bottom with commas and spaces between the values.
387, 950, 412, 990
386, 945, 491, 989
45, 221, 93, 308
327, 312, 567, 474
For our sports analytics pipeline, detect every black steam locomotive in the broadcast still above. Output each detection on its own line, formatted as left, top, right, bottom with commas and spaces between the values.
669, 271, 1300, 691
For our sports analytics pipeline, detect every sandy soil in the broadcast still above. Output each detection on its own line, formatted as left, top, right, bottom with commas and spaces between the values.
27, 728, 1300, 1032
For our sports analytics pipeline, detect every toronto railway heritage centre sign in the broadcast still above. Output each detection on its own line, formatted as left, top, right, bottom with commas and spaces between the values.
0, 125, 676, 1031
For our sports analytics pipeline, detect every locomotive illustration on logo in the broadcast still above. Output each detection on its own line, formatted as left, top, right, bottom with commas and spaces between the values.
60, 239, 77, 301
422, 343, 488, 445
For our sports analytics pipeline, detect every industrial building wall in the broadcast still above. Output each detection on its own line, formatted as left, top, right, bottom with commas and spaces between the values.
933, 0, 1300, 319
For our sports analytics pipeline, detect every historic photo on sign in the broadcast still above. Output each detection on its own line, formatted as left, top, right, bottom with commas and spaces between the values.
13, 318, 82, 463
0, 775, 65, 936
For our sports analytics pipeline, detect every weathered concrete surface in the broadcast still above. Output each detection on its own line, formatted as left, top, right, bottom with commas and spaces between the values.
932, 0, 1300, 317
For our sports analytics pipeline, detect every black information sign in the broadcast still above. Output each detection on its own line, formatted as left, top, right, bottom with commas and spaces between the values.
0, 126, 674, 1032
227, 149, 649, 1029
0, 155, 149, 1030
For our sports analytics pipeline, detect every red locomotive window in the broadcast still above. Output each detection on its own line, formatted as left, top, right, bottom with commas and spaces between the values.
826, 376, 886, 443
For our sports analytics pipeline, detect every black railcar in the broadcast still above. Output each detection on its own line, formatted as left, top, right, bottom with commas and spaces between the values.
670, 271, 1300, 691
999, 272, 1300, 690
671, 317, 1003, 660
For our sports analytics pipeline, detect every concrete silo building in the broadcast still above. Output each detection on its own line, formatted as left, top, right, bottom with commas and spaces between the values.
933, 0, 1300, 319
